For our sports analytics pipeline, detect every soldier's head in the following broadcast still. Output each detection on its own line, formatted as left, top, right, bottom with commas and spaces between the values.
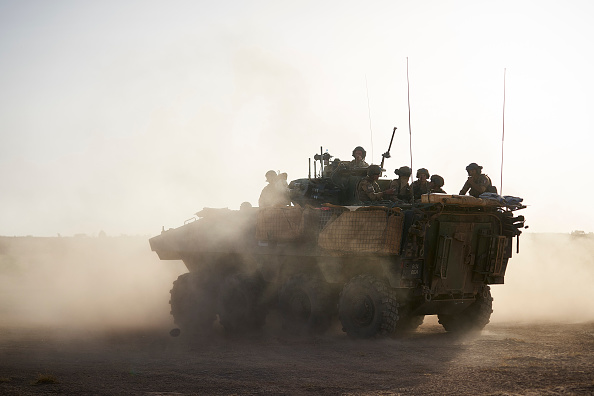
416, 168, 429, 181
265, 170, 277, 183
430, 174, 444, 188
352, 146, 366, 160
367, 164, 382, 179
465, 163, 482, 177
394, 166, 412, 179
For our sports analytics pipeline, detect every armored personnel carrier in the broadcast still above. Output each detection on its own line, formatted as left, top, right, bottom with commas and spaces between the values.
149, 150, 526, 338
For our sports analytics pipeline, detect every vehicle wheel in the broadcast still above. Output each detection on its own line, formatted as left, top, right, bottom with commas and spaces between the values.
217, 273, 267, 333
438, 286, 493, 332
170, 272, 217, 334
338, 274, 399, 338
278, 274, 336, 335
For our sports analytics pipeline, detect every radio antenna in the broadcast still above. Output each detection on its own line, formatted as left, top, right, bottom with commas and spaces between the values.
407, 57, 415, 205
500, 68, 506, 195
366, 75, 374, 162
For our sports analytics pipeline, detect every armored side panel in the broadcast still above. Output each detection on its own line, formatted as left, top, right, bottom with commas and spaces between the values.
150, 190, 525, 338
425, 210, 508, 296
148, 208, 258, 273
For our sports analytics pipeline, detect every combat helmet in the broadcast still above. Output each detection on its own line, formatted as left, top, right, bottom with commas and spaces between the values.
265, 170, 277, 182
394, 166, 412, 177
367, 164, 382, 177
352, 146, 367, 159
416, 168, 430, 178
466, 163, 483, 173
430, 174, 444, 187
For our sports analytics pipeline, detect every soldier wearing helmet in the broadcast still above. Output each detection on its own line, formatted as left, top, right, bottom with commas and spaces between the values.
429, 174, 446, 194
349, 146, 369, 169
357, 165, 394, 202
259, 170, 291, 207
389, 166, 412, 203
459, 163, 494, 197
411, 168, 430, 200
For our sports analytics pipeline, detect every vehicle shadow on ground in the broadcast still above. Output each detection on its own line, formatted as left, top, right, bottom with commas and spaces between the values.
139, 317, 481, 394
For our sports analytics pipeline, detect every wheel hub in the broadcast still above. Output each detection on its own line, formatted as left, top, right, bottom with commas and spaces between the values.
352, 295, 375, 326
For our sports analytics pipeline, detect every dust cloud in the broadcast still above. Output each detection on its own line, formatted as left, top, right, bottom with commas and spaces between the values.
491, 233, 594, 323
0, 236, 186, 332
0, 232, 592, 334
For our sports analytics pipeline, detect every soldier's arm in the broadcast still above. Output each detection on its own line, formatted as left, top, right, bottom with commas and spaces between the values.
360, 181, 383, 201
459, 180, 471, 195
376, 182, 395, 198
368, 189, 384, 201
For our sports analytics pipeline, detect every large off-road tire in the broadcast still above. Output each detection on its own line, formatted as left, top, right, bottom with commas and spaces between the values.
217, 273, 267, 333
170, 272, 217, 334
438, 286, 493, 332
278, 274, 337, 335
338, 274, 399, 338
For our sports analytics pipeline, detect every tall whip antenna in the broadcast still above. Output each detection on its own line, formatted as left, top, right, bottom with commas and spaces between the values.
366, 75, 374, 162
407, 57, 414, 205
500, 68, 506, 195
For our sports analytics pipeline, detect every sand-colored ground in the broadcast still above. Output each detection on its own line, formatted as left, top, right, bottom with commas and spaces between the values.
0, 319, 592, 395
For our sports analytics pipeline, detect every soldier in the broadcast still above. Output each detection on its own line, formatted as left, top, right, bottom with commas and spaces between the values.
275, 172, 291, 205
389, 166, 412, 203
429, 174, 446, 194
411, 168, 430, 200
277, 172, 288, 189
459, 163, 495, 197
349, 146, 369, 169
259, 170, 290, 207
323, 158, 342, 177
357, 165, 394, 202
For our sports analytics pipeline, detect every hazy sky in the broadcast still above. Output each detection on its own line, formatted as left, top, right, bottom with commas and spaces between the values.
1, 0, 592, 236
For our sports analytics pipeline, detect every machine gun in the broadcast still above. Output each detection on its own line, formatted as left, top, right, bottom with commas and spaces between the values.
380, 127, 397, 174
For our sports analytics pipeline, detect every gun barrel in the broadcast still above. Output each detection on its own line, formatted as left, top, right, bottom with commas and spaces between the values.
380, 127, 397, 171
387, 127, 397, 151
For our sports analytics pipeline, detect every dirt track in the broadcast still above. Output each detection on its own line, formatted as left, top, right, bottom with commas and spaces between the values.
1, 235, 593, 394
0, 318, 592, 395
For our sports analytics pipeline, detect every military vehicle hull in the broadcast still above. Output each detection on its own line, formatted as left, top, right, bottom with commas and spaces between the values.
150, 193, 525, 338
